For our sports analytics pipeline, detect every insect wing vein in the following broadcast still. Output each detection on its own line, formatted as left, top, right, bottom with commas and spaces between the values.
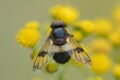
67, 35, 92, 65
33, 38, 52, 71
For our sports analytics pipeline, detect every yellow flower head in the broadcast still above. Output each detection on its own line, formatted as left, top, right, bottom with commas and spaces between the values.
108, 30, 120, 46
72, 30, 83, 41
91, 53, 112, 74
89, 38, 112, 54
25, 21, 40, 30
50, 5, 79, 24
113, 64, 120, 78
16, 28, 40, 48
94, 18, 113, 36
113, 6, 120, 24
46, 61, 57, 73
74, 20, 95, 33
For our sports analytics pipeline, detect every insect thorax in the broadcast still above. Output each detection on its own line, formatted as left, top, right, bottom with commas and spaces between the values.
51, 28, 67, 46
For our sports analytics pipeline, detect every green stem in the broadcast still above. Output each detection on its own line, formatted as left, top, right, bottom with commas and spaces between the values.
58, 70, 64, 80
57, 65, 64, 80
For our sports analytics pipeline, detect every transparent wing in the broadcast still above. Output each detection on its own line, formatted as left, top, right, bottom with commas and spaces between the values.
67, 35, 92, 66
33, 37, 52, 71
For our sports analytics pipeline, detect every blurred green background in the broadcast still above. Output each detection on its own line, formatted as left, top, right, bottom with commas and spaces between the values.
0, 0, 120, 80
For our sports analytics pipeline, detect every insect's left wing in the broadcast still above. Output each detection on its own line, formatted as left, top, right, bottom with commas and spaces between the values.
33, 37, 52, 71
67, 35, 92, 66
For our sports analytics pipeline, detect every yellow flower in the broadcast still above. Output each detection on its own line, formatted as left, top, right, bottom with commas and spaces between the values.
46, 61, 57, 73
108, 30, 120, 46
113, 64, 120, 78
89, 38, 112, 54
50, 5, 79, 24
16, 28, 40, 48
113, 6, 120, 24
94, 18, 113, 36
74, 20, 95, 33
72, 30, 83, 41
91, 53, 112, 74
25, 21, 40, 30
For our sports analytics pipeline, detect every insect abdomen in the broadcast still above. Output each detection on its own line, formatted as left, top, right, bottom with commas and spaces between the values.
53, 52, 70, 64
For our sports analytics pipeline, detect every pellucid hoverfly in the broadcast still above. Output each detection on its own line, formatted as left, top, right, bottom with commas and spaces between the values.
33, 20, 91, 71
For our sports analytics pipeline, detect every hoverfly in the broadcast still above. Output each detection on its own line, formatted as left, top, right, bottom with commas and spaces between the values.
33, 20, 91, 71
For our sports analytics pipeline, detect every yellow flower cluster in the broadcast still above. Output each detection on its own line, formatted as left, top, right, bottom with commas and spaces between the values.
73, 20, 95, 33
16, 4, 120, 80
72, 30, 83, 41
16, 21, 40, 48
89, 38, 112, 54
112, 64, 120, 78
50, 5, 79, 24
113, 6, 120, 24
80, 20, 95, 33
108, 30, 120, 46
25, 21, 40, 30
46, 61, 57, 73
91, 53, 112, 74
94, 18, 113, 36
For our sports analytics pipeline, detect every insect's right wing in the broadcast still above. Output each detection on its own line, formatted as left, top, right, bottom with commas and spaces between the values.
33, 37, 52, 71
67, 35, 92, 66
